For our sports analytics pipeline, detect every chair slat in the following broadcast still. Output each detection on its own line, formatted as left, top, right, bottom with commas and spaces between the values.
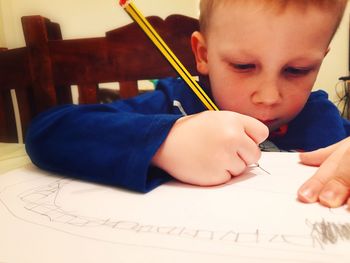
0, 90, 17, 142
78, 83, 99, 104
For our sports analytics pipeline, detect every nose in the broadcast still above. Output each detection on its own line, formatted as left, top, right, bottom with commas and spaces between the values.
251, 77, 282, 106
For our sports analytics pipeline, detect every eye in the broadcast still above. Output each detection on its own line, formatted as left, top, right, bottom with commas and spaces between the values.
230, 63, 256, 72
283, 67, 312, 76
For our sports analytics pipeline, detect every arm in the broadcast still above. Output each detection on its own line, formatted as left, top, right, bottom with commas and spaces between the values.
26, 90, 180, 193
26, 77, 268, 192
298, 137, 350, 208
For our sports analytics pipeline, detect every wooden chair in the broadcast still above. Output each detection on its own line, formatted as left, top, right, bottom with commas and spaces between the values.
0, 47, 33, 143
0, 14, 199, 143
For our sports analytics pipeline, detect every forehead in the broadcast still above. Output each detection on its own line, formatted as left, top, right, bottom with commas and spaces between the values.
202, 0, 341, 35
202, 0, 343, 16
206, 2, 337, 42
205, 3, 336, 62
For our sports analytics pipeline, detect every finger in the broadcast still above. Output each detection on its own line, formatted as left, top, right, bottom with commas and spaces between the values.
298, 152, 341, 203
299, 140, 345, 166
299, 143, 339, 166
318, 148, 350, 207
237, 136, 262, 165
319, 180, 350, 208
227, 152, 247, 176
239, 115, 269, 144
298, 177, 326, 203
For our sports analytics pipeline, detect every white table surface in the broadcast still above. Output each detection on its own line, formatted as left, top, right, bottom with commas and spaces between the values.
0, 143, 31, 174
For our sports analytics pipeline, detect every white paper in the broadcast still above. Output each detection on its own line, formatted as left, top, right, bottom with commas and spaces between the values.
0, 152, 349, 263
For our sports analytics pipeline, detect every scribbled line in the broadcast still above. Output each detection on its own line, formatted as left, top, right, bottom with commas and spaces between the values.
9, 178, 348, 251
249, 163, 271, 175
306, 219, 350, 248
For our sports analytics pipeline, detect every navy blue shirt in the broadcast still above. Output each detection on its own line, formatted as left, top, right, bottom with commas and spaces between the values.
25, 78, 350, 192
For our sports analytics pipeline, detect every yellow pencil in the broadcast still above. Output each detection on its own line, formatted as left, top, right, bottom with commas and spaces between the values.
119, 0, 219, 111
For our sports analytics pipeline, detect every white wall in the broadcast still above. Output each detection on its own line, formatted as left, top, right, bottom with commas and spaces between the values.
0, 0, 198, 48
0, 0, 349, 102
314, 4, 350, 103
0, 0, 7, 47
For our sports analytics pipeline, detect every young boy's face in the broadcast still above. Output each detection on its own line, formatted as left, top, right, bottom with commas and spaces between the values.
192, 2, 337, 131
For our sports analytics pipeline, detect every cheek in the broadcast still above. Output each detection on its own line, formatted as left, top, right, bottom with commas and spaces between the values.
283, 91, 310, 119
208, 70, 251, 111
209, 81, 248, 111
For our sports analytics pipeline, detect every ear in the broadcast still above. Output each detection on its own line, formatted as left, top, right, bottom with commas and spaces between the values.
191, 31, 209, 75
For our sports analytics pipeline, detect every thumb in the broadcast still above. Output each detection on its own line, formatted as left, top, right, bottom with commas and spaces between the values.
299, 143, 339, 166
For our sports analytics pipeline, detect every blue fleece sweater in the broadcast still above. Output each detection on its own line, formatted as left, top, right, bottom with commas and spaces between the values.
25, 78, 350, 192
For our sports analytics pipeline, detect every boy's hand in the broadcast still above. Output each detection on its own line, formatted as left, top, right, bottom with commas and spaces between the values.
298, 137, 350, 208
152, 111, 268, 186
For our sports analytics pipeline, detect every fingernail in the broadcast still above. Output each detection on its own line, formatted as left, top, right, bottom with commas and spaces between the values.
299, 187, 316, 202
320, 190, 334, 201
319, 190, 336, 206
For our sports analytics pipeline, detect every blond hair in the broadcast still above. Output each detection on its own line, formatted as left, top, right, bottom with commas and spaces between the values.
199, 0, 348, 38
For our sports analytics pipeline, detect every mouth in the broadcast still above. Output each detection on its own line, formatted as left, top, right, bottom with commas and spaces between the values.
259, 119, 284, 132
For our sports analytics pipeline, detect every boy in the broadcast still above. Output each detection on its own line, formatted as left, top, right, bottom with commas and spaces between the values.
26, 0, 350, 207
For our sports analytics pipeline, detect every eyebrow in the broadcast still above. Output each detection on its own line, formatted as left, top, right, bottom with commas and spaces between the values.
287, 58, 323, 67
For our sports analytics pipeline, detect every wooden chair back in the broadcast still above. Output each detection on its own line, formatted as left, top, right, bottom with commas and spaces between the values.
0, 47, 33, 142
0, 14, 199, 143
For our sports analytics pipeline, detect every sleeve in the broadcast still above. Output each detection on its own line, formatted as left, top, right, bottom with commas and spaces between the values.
342, 117, 350, 136
25, 89, 181, 193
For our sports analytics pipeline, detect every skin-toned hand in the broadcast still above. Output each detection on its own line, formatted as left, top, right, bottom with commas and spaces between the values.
298, 137, 350, 208
152, 111, 269, 186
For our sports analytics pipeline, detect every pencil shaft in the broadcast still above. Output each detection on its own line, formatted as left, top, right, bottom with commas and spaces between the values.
120, 1, 219, 111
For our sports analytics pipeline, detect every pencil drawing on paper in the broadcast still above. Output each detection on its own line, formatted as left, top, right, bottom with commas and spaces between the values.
0, 172, 348, 248
307, 219, 350, 245
0, 159, 350, 260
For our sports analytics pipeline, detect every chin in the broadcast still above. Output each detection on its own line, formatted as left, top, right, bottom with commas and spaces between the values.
266, 122, 284, 132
